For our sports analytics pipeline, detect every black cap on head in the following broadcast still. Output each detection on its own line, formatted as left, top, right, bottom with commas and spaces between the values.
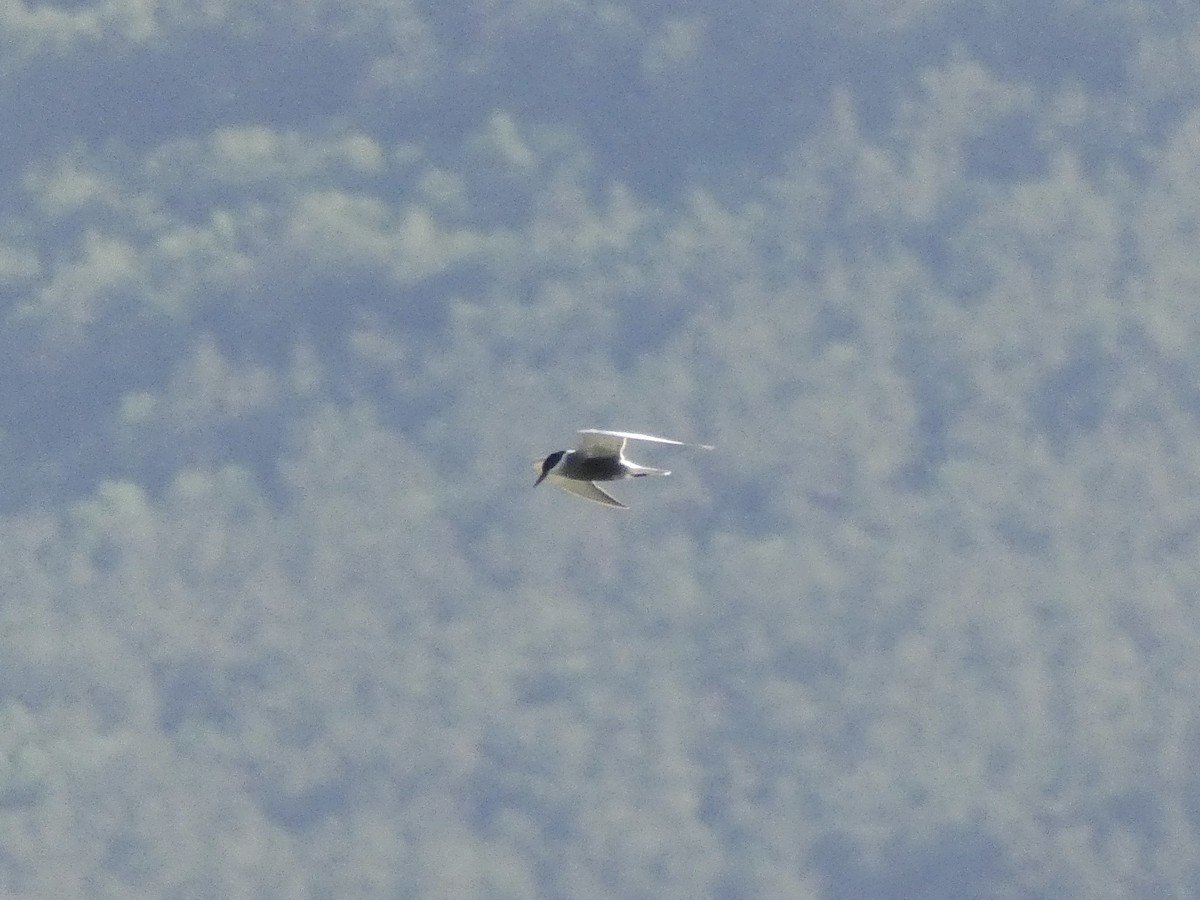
534, 450, 565, 486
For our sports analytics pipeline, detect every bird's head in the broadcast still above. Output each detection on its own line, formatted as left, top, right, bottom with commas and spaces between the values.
533, 450, 566, 487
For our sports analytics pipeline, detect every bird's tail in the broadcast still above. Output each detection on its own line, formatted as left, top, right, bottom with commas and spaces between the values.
628, 465, 670, 477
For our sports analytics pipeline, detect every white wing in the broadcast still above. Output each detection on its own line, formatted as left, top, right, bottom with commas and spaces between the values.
577, 428, 714, 455
549, 475, 628, 509
575, 430, 627, 457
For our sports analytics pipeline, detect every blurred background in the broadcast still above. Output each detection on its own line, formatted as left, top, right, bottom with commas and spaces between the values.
2, 0, 1199, 896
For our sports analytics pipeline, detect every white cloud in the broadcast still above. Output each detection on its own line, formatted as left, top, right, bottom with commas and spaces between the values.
417, 167, 470, 216
1129, 110, 1200, 356
1, 1, 102, 62
284, 191, 395, 269
390, 205, 487, 284
146, 127, 386, 187
480, 112, 536, 170
166, 335, 277, 421
0, 242, 41, 284
641, 16, 706, 81
70, 479, 159, 567
278, 190, 489, 284
118, 335, 277, 436
24, 160, 124, 218
20, 230, 143, 337
95, 0, 160, 42
1, 0, 166, 66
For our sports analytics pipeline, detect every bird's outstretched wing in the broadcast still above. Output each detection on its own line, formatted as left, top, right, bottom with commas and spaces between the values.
577, 428, 714, 456
549, 476, 628, 509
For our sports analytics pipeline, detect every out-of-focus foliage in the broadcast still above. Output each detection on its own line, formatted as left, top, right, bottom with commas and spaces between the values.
2, 0, 1200, 896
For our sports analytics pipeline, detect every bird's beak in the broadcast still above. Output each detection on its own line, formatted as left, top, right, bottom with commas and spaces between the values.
534, 472, 547, 487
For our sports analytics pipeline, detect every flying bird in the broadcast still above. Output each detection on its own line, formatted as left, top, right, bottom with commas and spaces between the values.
533, 428, 713, 509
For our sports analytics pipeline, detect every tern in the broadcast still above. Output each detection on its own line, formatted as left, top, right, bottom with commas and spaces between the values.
533, 429, 713, 509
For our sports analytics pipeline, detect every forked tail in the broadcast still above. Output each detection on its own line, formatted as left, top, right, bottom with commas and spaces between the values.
629, 465, 670, 477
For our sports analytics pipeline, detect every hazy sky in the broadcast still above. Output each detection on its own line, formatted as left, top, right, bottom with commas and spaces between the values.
3, 1, 1200, 897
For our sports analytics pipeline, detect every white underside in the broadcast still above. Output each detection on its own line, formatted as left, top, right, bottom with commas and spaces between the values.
547, 475, 627, 509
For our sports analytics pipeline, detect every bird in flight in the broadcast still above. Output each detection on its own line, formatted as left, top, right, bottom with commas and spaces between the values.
533, 428, 713, 509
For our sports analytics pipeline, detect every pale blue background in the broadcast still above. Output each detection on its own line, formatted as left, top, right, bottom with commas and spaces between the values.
2, 1, 1199, 896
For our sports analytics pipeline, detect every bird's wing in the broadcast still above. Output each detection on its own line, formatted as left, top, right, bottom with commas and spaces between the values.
578, 428, 714, 454
575, 430, 627, 457
551, 476, 628, 509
